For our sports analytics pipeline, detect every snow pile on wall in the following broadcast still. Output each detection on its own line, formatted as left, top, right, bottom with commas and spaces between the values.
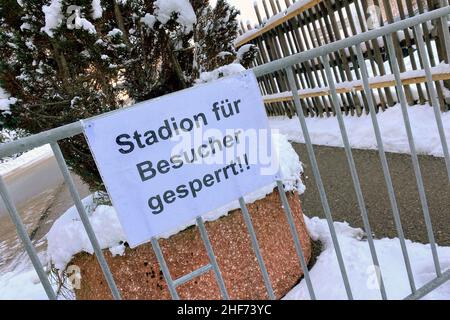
270, 104, 450, 158
0, 262, 51, 300
284, 216, 450, 300
46, 133, 305, 270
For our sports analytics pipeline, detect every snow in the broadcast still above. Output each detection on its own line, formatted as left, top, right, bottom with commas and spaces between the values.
284, 216, 450, 300
42, 1, 96, 36
46, 133, 305, 270
0, 265, 49, 300
41, 0, 63, 37
196, 63, 246, 84
217, 51, 233, 59
109, 244, 126, 257
107, 28, 123, 37
141, 13, 156, 29
153, 0, 197, 33
70, 96, 80, 108
236, 44, 256, 62
0, 144, 53, 177
269, 104, 450, 158
91, 0, 103, 19
73, 17, 96, 34
0, 86, 17, 112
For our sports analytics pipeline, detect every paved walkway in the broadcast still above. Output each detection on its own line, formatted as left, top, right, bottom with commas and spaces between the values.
293, 143, 450, 246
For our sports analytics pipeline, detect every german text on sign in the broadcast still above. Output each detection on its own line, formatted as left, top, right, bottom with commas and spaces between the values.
83, 71, 277, 247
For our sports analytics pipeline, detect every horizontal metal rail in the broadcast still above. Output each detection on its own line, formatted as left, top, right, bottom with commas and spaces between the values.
405, 269, 450, 300
173, 264, 213, 287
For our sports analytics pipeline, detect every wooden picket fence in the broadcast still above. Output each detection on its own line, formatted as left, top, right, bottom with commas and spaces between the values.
237, 0, 450, 117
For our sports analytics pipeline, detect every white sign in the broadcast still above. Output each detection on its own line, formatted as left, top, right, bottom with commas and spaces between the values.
83, 71, 277, 247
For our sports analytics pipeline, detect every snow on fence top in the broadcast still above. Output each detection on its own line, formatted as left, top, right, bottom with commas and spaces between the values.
234, 0, 321, 48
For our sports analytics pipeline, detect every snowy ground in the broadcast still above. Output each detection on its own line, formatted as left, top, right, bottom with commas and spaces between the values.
284, 216, 450, 300
269, 104, 450, 158
2, 213, 450, 300
0, 252, 51, 300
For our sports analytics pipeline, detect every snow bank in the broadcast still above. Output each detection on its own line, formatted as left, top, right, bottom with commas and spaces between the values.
46, 133, 305, 270
91, 0, 103, 19
0, 268, 48, 300
270, 104, 450, 158
236, 44, 256, 62
284, 216, 450, 300
141, 13, 157, 29
107, 28, 123, 38
42, 0, 97, 36
0, 253, 53, 300
0, 144, 53, 177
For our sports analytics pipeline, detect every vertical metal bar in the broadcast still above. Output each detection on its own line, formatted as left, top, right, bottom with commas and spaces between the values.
0, 177, 57, 300
50, 142, 121, 300
384, 35, 442, 277
352, 45, 417, 294
150, 237, 179, 299
414, 24, 450, 181
322, 53, 388, 300
276, 180, 316, 300
285, 66, 353, 300
196, 217, 229, 300
238, 197, 275, 300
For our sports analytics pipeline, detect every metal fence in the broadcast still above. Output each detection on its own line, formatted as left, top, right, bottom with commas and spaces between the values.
1, 6, 450, 300
240, 0, 450, 116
